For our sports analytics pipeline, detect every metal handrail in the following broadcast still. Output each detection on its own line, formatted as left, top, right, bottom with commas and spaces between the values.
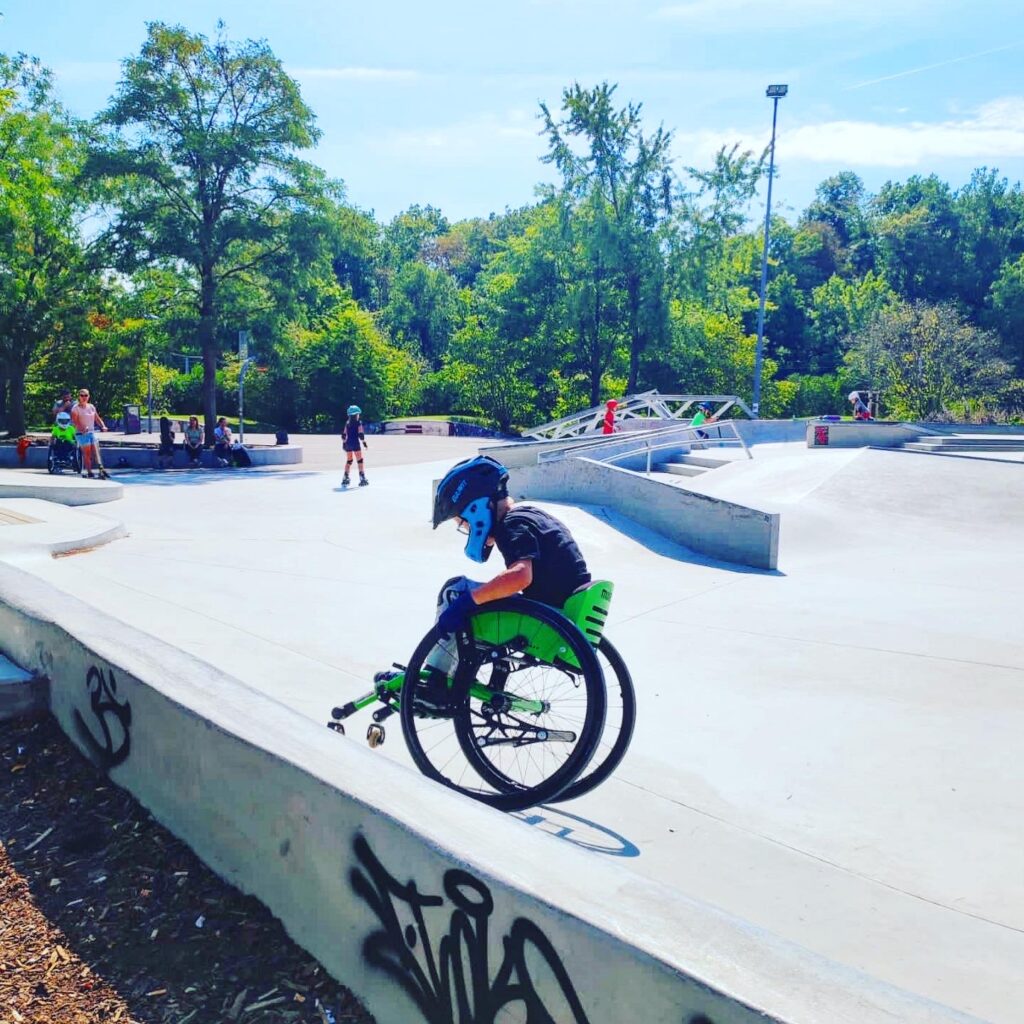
537, 419, 750, 474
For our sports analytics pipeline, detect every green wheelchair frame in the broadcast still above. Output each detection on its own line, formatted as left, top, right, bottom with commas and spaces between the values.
328, 581, 636, 811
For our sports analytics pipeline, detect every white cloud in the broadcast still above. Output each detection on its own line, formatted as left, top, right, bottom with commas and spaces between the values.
653, 0, 922, 30
362, 110, 545, 167
679, 97, 1024, 168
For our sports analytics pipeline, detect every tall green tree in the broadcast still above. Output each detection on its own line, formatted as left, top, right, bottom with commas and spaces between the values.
0, 53, 97, 434
541, 82, 673, 392
89, 22, 329, 439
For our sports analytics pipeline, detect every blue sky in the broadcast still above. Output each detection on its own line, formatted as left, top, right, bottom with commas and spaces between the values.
5, 0, 1024, 222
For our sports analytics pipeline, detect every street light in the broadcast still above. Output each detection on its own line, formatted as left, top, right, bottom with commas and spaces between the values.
752, 83, 788, 419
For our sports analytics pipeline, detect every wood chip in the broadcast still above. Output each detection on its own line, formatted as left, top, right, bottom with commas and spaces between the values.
24, 826, 54, 851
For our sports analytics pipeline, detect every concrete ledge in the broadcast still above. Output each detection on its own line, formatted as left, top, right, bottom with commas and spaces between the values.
508, 457, 780, 571
0, 561, 980, 1024
0, 498, 127, 557
0, 443, 302, 471
0, 470, 123, 506
0, 653, 47, 719
806, 421, 923, 448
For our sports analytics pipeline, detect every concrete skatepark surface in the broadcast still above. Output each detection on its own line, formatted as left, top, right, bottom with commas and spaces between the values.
1, 433, 1021, 1022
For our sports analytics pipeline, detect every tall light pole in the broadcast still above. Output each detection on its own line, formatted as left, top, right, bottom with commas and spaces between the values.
752, 83, 787, 419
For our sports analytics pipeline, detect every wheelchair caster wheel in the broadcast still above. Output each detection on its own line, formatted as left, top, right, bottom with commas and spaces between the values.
366, 724, 385, 748
327, 721, 345, 735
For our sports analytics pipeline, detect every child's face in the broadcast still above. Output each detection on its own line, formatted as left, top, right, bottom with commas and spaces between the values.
454, 517, 494, 549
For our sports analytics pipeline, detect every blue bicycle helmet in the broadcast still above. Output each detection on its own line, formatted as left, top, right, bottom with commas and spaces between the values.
347, 405, 361, 416
432, 455, 509, 563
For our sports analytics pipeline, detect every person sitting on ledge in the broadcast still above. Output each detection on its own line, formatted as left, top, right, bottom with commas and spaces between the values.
157, 416, 176, 469
183, 416, 203, 466
848, 391, 874, 421
213, 417, 234, 467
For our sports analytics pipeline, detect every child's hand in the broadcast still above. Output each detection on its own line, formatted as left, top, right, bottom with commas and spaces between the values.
437, 592, 475, 635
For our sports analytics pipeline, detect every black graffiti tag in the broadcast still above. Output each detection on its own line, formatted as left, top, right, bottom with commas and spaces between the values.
72, 665, 132, 770
351, 834, 590, 1024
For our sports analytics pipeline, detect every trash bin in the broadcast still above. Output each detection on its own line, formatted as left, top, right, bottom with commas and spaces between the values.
123, 404, 142, 435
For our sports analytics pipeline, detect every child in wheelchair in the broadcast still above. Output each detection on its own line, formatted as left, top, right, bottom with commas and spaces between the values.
48, 411, 81, 474
330, 455, 632, 809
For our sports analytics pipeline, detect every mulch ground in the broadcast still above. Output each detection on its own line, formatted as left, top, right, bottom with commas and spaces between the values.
0, 714, 375, 1024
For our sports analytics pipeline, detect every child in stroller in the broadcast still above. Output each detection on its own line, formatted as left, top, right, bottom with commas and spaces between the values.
48, 412, 81, 475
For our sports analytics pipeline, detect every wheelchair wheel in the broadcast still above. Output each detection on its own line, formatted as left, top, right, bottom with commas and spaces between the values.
551, 637, 636, 802
399, 597, 606, 812
47, 448, 57, 474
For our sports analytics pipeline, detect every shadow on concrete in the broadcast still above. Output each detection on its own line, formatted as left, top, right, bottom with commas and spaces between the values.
511, 805, 641, 858
574, 503, 785, 577
113, 470, 322, 488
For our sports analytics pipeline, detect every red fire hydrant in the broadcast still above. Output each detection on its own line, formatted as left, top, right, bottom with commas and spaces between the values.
16, 435, 33, 465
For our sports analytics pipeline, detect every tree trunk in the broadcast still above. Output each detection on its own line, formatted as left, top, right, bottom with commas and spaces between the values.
626, 272, 642, 394
0, 370, 8, 435
199, 264, 218, 444
7, 360, 27, 437
590, 262, 604, 408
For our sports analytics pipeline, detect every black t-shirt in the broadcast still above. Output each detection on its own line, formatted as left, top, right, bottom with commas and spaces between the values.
492, 505, 591, 608
342, 418, 364, 450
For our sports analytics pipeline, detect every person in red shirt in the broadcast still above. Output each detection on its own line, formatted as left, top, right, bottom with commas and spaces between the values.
602, 398, 618, 434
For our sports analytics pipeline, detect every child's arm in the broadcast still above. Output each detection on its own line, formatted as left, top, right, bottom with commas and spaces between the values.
470, 559, 533, 605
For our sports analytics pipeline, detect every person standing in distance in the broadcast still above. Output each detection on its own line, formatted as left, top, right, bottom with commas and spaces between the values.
70, 388, 108, 479
52, 389, 73, 421
341, 404, 368, 487
602, 398, 618, 434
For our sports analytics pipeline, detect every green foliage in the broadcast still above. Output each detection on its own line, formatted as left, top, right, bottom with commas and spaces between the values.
987, 254, 1024, 373
845, 301, 1012, 420
779, 373, 845, 418
0, 53, 97, 434
284, 296, 422, 431
9, 47, 1024, 436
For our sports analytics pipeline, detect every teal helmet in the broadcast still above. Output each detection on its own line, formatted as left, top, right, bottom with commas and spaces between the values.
347, 404, 361, 416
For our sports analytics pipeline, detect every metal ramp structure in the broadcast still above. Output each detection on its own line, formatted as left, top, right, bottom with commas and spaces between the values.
524, 390, 754, 441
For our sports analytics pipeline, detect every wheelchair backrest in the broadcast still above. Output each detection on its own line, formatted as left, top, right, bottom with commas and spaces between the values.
561, 580, 614, 648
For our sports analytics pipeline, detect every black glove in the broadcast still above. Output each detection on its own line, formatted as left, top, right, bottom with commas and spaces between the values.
361, 438, 368, 448
437, 591, 475, 635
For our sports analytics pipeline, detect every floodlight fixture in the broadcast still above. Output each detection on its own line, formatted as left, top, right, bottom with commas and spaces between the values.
766, 84, 789, 98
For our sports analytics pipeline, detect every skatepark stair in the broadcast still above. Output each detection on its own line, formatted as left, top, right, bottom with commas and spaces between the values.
899, 433, 1024, 455
655, 453, 731, 477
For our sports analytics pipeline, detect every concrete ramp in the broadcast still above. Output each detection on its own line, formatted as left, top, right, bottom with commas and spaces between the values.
805, 446, 1024, 533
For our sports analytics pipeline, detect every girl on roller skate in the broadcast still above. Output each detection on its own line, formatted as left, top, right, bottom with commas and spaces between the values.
341, 405, 368, 486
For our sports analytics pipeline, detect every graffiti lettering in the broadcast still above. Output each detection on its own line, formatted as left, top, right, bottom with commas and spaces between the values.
351, 834, 590, 1023
72, 665, 132, 770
